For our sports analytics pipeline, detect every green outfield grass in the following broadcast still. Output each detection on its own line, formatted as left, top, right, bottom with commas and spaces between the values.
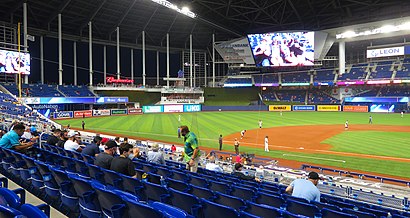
57, 111, 410, 178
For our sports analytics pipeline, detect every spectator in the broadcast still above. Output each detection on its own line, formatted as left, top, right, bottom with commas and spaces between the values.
181, 125, 200, 173
0, 123, 33, 151
95, 140, 118, 169
285, 172, 321, 202
110, 143, 137, 177
114, 137, 120, 145
21, 127, 39, 142
205, 156, 223, 173
171, 144, 176, 153
124, 137, 129, 143
56, 130, 68, 148
64, 131, 84, 152
147, 143, 165, 165
128, 147, 141, 160
99, 138, 109, 151
46, 129, 61, 146
232, 163, 260, 182
82, 136, 102, 157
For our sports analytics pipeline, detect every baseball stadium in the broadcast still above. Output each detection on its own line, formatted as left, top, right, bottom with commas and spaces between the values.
1, 0, 410, 218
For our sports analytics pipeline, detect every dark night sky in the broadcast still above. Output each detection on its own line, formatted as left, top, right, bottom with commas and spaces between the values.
28, 37, 181, 85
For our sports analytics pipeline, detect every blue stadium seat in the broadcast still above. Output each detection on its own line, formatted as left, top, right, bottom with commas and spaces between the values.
169, 188, 202, 216
312, 200, 342, 212
286, 199, 321, 217
19, 203, 50, 218
120, 174, 144, 195
209, 180, 232, 194
166, 178, 191, 192
48, 167, 78, 212
358, 206, 389, 217
243, 201, 282, 217
103, 169, 123, 189
151, 202, 194, 218
86, 163, 105, 183
231, 186, 256, 201
189, 175, 209, 188
0, 204, 23, 217
214, 192, 246, 211
322, 208, 358, 218
67, 174, 101, 218
342, 208, 377, 218
239, 211, 260, 218
201, 198, 240, 218
189, 185, 216, 200
141, 181, 170, 203
254, 192, 285, 208
122, 195, 164, 218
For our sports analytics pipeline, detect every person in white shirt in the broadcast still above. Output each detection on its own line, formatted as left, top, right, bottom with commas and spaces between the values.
21, 128, 38, 142
264, 136, 269, 152
345, 120, 349, 130
240, 130, 246, 139
401, 111, 404, 118
258, 120, 263, 128
64, 131, 84, 152
205, 156, 223, 173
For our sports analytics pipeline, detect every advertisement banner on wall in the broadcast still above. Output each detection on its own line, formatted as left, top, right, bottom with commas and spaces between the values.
367, 46, 404, 58
268, 105, 292, 111
343, 105, 368, 112
93, 109, 111, 116
317, 105, 341, 111
142, 106, 164, 113
128, 108, 143, 114
74, 110, 92, 118
53, 111, 73, 119
292, 105, 316, 111
183, 104, 202, 112
164, 105, 184, 113
111, 109, 127, 115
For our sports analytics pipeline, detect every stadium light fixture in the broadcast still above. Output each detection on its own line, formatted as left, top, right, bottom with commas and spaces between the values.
151, 0, 196, 18
336, 21, 410, 39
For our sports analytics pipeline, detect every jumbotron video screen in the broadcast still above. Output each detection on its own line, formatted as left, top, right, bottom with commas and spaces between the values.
0, 49, 31, 75
248, 32, 314, 67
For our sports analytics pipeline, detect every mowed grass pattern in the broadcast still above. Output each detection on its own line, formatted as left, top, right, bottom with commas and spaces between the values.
323, 131, 410, 159
57, 111, 410, 178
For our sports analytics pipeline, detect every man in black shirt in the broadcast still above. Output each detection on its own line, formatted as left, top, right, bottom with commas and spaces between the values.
110, 143, 136, 177
46, 129, 61, 146
56, 130, 68, 148
232, 163, 261, 182
82, 136, 101, 157
95, 140, 118, 169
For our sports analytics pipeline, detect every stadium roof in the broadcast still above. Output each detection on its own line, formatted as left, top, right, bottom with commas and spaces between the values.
1, 0, 410, 49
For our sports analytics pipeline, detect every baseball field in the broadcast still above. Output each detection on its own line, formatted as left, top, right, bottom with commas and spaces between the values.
57, 111, 410, 179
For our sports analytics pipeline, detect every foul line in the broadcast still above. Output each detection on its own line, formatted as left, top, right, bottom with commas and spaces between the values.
283, 153, 346, 163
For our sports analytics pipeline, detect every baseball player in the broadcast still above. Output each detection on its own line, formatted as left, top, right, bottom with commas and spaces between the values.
178, 114, 181, 122
264, 136, 269, 152
259, 120, 263, 128
240, 130, 246, 139
345, 120, 349, 130
368, 115, 373, 124
401, 111, 404, 118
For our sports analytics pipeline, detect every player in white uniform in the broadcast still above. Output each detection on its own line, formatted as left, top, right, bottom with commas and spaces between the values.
259, 120, 263, 128
264, 136, 269, 152
345, 120, 349, 130
178, 115, 181, 122
240, 130, 246, 139
401, 111, 404, 118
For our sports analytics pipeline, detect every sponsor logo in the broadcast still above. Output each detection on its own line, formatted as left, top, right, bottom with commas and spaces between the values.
269, 105, 291, 111
292, 105, 316, 111
343, 105, 368, 112
111, 109, 127, 115
53, 111, 73, 119
93, 110, 111, 116
367, 46, 404, 58
128, 108, 143, 114
317, 105, 341, 112
74, 110, 92, 118
143, 106, 164, 113
184, 104, 202, 112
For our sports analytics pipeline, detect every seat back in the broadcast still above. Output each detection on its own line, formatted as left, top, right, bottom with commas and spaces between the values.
123, 196, 164, 218
322, 208, 358, 218
209, 180, 231, 194
286, 199, 320, 217
68, 174, 101, 217
92, 182, 125, 217
121, 175, 143, 195
255, 192, 285, 208
19, 204, 49, 218
103, 169, 123, 189
143, 181, 170, 202
166, 178, 190, 192
245, 201, 282, 217
231, 186, 255, 201
189, 175, 209, 188
151, 202, 192, 218
169, 188, 201, 216
342, 208, 377, 218
201, 198, 239, 218
214, 192, 245, 211
190, 185, 215, 200
0, 188, 22, 209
